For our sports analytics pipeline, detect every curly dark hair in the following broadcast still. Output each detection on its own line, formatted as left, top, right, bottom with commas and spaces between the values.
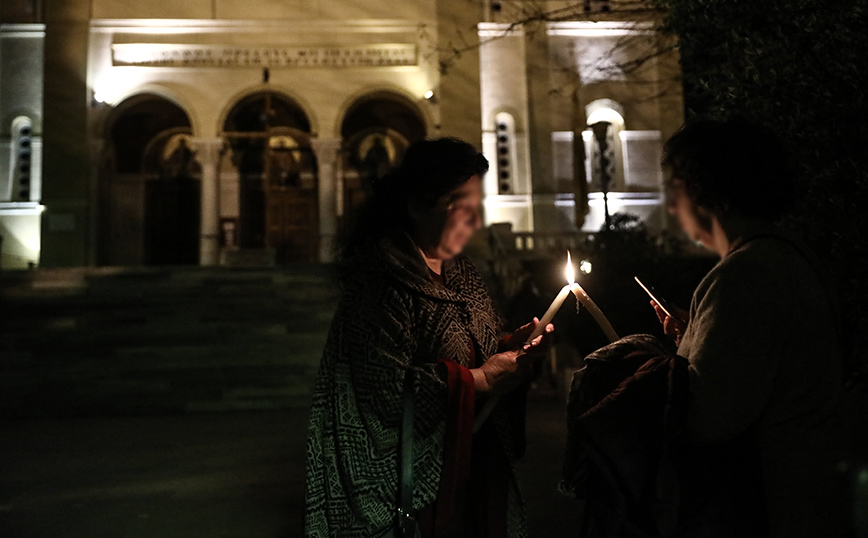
661, 119, 794, 222
338, 137, 488, 269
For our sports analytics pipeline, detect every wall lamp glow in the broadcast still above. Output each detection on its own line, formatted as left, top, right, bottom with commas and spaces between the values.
91, 90, 107, 107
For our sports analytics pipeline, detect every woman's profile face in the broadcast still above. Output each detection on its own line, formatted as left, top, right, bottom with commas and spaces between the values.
415, 175, 483, 260
666, 175, 714, 250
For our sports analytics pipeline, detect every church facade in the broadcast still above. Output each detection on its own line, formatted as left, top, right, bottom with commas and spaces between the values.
0, 0, 682, 268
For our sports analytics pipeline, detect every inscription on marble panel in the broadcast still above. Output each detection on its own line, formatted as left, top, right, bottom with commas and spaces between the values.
111, 44, 418, 67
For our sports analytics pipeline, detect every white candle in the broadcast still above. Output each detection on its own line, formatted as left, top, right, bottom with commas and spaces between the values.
526, 284, 571, 344
474, 252, 578, 432
570, 282, 619, 343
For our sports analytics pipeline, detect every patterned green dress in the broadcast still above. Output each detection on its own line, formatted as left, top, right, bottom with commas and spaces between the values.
304, 231, 527, 537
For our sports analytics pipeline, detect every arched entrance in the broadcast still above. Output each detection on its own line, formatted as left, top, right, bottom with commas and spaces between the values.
585, 99, 626, 192
339, 93, 426, 217
222, 91, 318, 263
98, 94, 199, 266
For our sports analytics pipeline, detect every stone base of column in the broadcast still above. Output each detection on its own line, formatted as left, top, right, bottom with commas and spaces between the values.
319, 234, 336, 263
190, 137, 225, 267
310, 138, 342, 264
200, 233, 221, 267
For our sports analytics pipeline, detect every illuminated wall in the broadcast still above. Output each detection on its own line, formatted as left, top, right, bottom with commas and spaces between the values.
478, 18, 684, 235
0, 23, 44, 269
11, 0, 683, 267
33, 0, 478, 267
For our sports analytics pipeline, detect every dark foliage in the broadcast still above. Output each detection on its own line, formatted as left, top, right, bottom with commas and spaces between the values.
656, 0, 868, 374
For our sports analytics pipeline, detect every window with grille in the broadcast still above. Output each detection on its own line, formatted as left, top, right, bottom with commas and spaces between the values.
10, 117, 33, 202
494, 113, 515, 194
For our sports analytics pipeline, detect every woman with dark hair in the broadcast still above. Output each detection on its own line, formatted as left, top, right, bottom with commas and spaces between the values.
304, 138, 551, 537
655, 120, 851, 537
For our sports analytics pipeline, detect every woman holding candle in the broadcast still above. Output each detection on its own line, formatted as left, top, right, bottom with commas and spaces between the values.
656, 120, 850, 538
304, 138, 552, 538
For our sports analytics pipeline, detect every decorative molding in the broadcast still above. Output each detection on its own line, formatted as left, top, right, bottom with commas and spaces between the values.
111, 43, 418, 68
190, 137, 225, 164
477, 22, 524, 38
588, 192, 662, 204
546, 21, 655, 37
483, 194, 533, 206
0, 24, 46, 38
0, 202, 44, 215
90, 19, 426, 34
619, 130, 663, 141
502, 192, 662, 203
310, 138, 342, 165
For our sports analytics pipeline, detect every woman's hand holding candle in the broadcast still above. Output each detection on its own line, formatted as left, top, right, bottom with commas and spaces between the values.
474, 251, 619, 432
472, 349, 529, 396
473, 254, 576, 432
475, 318, 553, 396
501, 317, 555, 353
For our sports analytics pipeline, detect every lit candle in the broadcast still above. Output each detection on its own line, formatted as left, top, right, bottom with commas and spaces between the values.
474, 252, 578, 432
526, 286, 569, 343
524, 251, 580, 344
570, 282, 619, 343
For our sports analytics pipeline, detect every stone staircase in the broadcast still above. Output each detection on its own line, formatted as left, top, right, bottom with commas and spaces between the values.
0, 265, 339, 417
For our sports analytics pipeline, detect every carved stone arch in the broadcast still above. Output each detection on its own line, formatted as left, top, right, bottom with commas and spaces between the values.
217, 85, 318, 137
220, 90, 319, 262
99, 85, 201, 139
336, 90, 427, 218
97, 93, 198, 266
334, 87, 430, 141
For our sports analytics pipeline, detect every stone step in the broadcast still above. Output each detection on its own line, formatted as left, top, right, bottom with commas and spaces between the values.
1, 380, 317, 416
0, 265, 338, 417
2, 294, 337, 313
0, 267, 338, 297
2, 283, 339, 302
2, 334, 326, 364
1, 356, 323, 416
1, 317, 334, 348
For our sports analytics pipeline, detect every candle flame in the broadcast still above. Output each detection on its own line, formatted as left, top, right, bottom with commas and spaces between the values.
565, 251, 575, 284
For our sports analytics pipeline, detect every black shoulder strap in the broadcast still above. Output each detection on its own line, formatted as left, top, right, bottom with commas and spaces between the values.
396, 368, 417, 538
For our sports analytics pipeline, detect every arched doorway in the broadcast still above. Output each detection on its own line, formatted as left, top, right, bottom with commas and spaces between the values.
99, 94, 198, 266
339, 93, 426, 217
222, 91, 318, 263
585, 99, 626, 192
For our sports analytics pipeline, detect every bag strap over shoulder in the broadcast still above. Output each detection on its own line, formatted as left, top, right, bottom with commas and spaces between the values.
395, 368, 418, 538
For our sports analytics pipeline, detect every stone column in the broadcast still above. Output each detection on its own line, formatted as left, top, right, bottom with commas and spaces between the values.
87, 138, 105, 266
310, 138, 342, 263
190, 138, 224, 266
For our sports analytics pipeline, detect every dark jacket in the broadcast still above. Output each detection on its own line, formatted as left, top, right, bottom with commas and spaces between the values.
677, 233, 850, 538
560, 334, 689, 538
561, 334, 803, 538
